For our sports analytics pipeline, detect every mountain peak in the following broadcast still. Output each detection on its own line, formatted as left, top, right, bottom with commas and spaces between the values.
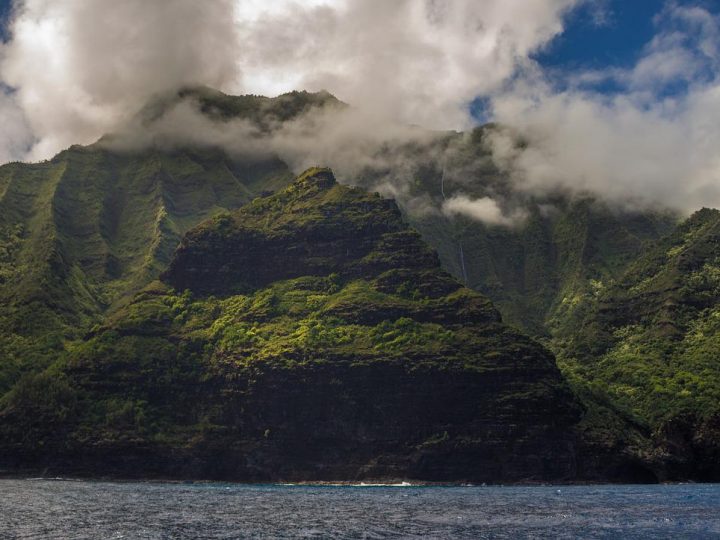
137, 86, 346, 128
161, 168, 437, 296
293, 167, 337, 190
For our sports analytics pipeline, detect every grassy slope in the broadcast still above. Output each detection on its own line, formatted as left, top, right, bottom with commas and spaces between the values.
556, 208, 720, 425
0, 144, 291, 393
0, 169, 583, 482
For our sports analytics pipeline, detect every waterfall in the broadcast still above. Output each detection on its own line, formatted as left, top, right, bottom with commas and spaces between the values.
441, 160, 469, 285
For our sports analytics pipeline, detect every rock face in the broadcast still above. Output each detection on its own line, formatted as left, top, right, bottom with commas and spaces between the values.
0, 168, 585, 483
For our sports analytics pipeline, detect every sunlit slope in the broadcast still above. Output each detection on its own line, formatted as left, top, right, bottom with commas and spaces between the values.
556, 208, 720, 478
0, 169, 585, 482
0, 144, 290, 388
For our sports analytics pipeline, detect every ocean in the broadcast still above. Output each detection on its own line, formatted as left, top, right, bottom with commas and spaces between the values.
0, 480, 718, 539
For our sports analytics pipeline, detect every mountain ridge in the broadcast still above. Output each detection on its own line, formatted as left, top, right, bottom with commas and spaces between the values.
0, 168, 590, 483
0, 87, 716, 482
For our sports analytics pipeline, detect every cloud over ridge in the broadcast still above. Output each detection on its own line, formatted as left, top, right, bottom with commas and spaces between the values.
0, 0, 578, 161
0, 0, 719, 215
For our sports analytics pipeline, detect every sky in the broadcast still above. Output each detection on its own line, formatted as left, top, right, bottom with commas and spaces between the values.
535, 0, 718, 94
0, 0, 719, 216
537, 2, 662, 71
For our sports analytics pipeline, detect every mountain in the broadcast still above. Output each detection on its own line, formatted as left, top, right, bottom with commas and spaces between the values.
0, 169, 586, 482
0, 87, 351, 396
0, 144, 290, 393
0, 86, 715, 482
130, 87, 679, 341
137, 85, 345, 128
555, 208, 720, 479
348, 127, 677, 337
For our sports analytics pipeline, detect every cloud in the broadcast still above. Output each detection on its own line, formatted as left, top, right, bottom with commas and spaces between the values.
487, 3, 720, 213
442, 194, 528, 227
233, 0, 579, 129
1, 0, 718, 218
0, 0, 241, 160
104, 89, 444, 208
0, 89, 32, 163
0, 0, 579, 162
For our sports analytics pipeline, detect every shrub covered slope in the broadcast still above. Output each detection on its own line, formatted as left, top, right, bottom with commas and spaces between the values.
0, 87, 717, 481
0, 169, 586, 482
556, 208, 720, 479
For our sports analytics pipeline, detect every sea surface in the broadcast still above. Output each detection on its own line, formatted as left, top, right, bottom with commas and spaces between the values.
0, 480, 718, 539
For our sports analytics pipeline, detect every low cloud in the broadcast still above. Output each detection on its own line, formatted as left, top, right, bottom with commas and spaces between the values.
1, 0, 240, 161
442, 195, 528, 227
0, 89, 32, 163
0, 0, 579, 162
487, 3, 720, 213
1, 0, 719, 218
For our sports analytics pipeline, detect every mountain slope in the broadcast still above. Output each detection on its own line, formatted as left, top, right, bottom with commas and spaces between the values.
0, 169, 585, 482
0, 87, 707, 481
357, 128, 677, 336
556, 208, 720, 478
0, 144, 291, 393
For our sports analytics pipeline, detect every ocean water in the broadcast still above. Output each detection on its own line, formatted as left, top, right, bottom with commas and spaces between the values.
0, 480, 718, 539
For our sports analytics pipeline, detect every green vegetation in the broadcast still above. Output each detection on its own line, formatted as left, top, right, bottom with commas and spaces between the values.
0, 140, 292, 396
553, 209, 720, 471
0, 86, 719, 481
0, 167, 581, 482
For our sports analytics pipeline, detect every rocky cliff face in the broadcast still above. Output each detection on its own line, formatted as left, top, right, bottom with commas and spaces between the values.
0, 87, 710, 483
0, 168, 588, 483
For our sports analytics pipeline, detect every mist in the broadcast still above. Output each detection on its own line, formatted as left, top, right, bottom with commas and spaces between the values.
0, 0, 719, 219
487, 3, 720, 214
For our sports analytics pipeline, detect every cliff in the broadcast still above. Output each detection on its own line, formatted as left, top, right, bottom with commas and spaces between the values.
0, 168, 588, 483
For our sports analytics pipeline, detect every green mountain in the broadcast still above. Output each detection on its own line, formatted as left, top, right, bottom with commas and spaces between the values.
0, 169, 586, 482
349, 127, 676, 337
0, 144, 290, 393
0, 86, 716, 482
555, 208, 720, 479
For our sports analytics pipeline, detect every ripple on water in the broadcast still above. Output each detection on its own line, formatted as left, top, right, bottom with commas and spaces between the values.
0, 481, 718, 539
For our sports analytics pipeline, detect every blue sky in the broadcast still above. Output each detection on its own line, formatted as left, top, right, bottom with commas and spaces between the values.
0, 0, 10, 41
536, 1, 663, 71
536, 0, 719, 89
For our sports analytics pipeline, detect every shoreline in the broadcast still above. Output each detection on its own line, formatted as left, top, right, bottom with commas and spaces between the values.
0, 471, 697, 487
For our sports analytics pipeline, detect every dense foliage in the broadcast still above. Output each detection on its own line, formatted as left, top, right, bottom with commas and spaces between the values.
0, 87, 718, 481
0, 169, 583, 482
556, 209, 720, 427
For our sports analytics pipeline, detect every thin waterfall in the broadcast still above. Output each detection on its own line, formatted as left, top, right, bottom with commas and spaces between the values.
459, 242, 469, 284
440, 161, 446, 200
440, 160, 469, 285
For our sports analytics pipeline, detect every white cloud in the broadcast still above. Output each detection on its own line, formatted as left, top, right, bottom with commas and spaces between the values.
442, 194, 528, 227
233, 0, 579, 130
0, 90, 32, 163
0, 0, 241, 160
0, 0, 579, 161
487, 3, 720, 213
